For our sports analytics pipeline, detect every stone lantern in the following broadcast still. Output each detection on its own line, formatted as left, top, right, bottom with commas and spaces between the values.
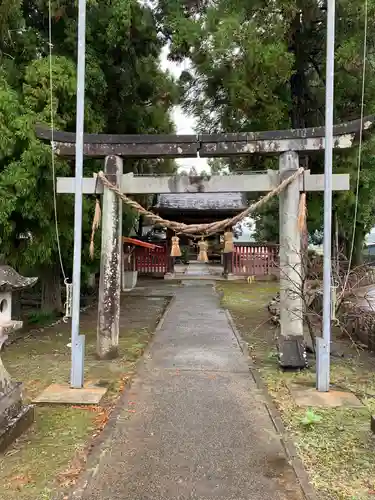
0, 265, 38, 451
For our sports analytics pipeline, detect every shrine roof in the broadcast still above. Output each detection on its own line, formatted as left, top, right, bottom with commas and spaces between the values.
0, 266, 38, 292
154, 192, 247, 211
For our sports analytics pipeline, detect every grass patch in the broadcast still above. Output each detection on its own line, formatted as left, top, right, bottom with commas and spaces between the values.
25, 311, 58, 327
0, 295, 168, 500
218, 281, 375, 500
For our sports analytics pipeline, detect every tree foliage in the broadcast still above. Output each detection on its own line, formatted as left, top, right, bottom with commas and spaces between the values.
0, 0, 177, 311
157, 0, 375, 263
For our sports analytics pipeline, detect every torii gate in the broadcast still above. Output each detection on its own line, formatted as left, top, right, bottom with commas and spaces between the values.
36, 116, 374, 374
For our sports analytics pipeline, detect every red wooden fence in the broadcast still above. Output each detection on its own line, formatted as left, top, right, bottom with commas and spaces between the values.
130, 242, 278, 277
133, 245, 168, 274
232, 244, 279, 276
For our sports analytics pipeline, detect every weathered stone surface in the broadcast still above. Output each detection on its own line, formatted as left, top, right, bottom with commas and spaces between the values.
278, 337, 307, 369
56, 171, 350, 195
0, 267, 37, 452
0, 404, 34, 453
154, 192, 247, 210
98, 156, 123, 359
279, 152, 304, 353
36, 114, 375, 158
122, 271, 138, 292
0, 265, 38, 292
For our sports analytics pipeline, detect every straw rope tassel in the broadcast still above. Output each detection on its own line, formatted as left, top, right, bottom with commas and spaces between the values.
223, 230, 234, 253
170, 235, 181, 257
197, 238, 209, 262
90, 198, 102, 260
297, 192, 307, 233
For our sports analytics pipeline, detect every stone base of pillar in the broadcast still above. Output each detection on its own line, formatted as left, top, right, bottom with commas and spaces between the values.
122, 271, 138, 291
223, 252, 233, 276
164, 273, 176, 281
278, 336, 307, 369
0, 382, 34, 452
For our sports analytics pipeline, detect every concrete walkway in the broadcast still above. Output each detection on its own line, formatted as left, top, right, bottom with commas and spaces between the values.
78, 283, 305, 500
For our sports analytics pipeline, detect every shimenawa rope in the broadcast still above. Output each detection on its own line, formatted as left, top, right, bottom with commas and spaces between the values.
95, 167, 304, 237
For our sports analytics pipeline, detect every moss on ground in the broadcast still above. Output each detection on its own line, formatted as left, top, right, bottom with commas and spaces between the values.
218, 281, 375, 500
0, 295, 168, 500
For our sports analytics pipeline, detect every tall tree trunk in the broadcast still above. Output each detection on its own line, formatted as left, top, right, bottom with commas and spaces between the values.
41, 263, 62, 314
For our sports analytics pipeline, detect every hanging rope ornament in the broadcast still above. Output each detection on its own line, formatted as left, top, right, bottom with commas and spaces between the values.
90, 198, 102, 260
297, 192, 307, 233
197, 238, 209, 262
170, 235, 181, 257
223, 230, 234, 253
96, 167, 304, 237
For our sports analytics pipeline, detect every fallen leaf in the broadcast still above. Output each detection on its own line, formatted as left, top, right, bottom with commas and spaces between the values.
7, 474, 32, 489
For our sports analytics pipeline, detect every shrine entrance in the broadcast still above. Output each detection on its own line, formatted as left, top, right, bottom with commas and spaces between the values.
126, 189, 279, 281
36, 116, 373, 381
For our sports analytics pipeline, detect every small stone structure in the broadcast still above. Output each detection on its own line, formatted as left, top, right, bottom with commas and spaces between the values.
0, 265, 38, 451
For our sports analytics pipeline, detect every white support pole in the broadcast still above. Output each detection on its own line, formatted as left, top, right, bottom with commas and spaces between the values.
70, 0, 87, 388
317, 0, 336, 392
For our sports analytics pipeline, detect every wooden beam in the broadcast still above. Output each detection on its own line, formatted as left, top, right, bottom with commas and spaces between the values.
56, 171, 350, 195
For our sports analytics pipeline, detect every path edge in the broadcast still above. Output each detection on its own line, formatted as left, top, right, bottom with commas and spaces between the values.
224, 307, 319, 500
56, 293, 176, 500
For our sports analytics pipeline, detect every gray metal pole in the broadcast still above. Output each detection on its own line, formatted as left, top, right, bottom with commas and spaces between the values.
70, 0, 87, 388
317, 0, 336, 392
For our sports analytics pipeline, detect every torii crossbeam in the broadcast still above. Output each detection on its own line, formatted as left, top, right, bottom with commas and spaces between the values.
36, 115, 373, 158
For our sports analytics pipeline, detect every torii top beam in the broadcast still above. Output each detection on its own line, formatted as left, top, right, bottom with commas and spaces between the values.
35, 115, 375, 159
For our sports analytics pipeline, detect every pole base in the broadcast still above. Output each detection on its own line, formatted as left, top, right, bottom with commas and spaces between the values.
71, 334, 85, 388
316, 337, 330, 392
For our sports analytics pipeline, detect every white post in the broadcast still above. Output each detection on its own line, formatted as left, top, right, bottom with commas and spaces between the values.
279, 151, 305, 368
97, 155, 123, 359
70, 0, 87, 388
318, 0, 336, 392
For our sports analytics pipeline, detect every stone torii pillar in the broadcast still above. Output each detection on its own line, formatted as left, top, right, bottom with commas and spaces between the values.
97, 155, 123, 359
278, 151, 305, 368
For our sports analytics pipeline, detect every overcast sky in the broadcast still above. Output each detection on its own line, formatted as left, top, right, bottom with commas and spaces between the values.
159, 46, 254, 237
159, 46, 209, 173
